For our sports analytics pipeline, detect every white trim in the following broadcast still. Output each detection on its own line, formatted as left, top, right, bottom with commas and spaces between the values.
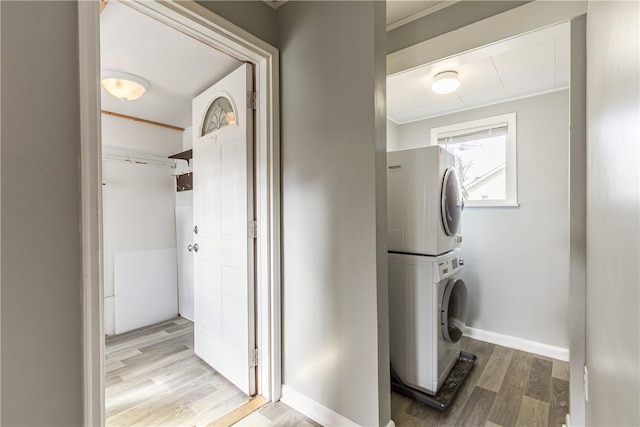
123, 0, 272, 62
387, 0, 587, 76
78, 1, 281, 424
281, 385, 361, 427
465, 326, 569, 362
386, 0, 461, 32
78, 2, 105, 426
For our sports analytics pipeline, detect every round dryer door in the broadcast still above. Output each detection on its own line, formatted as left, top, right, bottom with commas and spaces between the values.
441, 278, 468, 343
441, 167, 464, 236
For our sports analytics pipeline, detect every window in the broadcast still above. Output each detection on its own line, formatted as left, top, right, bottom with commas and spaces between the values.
201, 96, 236, 137
431, 113, 518, 207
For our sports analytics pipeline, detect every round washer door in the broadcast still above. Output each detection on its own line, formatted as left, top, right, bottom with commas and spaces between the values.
441, 167, 464, 236
441, 278, 468, 343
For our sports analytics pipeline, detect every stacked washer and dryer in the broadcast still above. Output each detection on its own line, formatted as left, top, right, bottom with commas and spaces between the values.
387, 145, 469, 398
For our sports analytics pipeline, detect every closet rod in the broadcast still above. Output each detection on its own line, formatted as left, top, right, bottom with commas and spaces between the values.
102, 154, 175, 168
101, 110, 185, 131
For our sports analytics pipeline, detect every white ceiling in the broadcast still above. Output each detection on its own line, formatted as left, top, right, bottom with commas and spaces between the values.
387, 22, 570, 124
100, 1, 242, 129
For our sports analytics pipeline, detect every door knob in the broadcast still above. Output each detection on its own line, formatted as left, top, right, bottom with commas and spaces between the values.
193, 243, 199, 253
187, 244, 194, 252
193, 225, 198, 234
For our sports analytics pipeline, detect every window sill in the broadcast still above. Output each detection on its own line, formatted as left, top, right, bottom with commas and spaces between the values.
465, 201, 520, 208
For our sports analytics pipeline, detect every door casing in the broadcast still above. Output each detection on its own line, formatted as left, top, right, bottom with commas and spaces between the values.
77, 2, 281, 425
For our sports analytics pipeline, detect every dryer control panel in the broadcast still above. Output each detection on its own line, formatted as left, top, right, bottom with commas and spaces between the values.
436, 254, 463, 281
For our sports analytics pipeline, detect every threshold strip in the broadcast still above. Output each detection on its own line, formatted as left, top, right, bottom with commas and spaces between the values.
207, 395, 268, 427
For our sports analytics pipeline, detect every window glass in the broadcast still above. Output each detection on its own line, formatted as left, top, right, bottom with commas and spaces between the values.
445, 134, 506, 201
201, 96, 235, 137
432, 113, 517, 207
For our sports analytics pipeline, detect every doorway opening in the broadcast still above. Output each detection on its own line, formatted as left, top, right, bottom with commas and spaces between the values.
78, 1, 281, 425
386, 3, 586, 425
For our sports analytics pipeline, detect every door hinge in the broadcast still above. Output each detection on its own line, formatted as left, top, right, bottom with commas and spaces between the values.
248, 220, 259, 239
247, 91, 257, 110
250, 348, 259, 367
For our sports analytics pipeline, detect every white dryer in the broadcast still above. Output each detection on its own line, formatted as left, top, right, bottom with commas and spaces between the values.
388, 249, 468, 395
387, 146, 464, 256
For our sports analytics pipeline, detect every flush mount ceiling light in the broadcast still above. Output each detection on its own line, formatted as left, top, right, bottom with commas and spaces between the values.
431, 70, 460, 94
101, 71, 150, 101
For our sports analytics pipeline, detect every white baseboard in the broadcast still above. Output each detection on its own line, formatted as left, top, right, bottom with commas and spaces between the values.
465, 326, 569, 361
281, 384, 361, 426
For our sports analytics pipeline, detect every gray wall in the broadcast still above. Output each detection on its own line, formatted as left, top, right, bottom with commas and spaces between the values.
585, 1, 640, 425
390, 91, 571, 349
386, 1, 527, 54
278, 2, 390, 425
1, 2, 83, 425
196, 0, 277, 47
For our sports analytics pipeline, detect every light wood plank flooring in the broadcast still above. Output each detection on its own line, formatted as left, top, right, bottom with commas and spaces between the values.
391, 337, 570, 427
106, 317, 318, 427
107, 319, 569, 427
106, 317, 253, 426
233, 402, 322, 427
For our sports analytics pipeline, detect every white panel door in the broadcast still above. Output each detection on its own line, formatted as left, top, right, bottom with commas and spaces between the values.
192, 63, 255, 396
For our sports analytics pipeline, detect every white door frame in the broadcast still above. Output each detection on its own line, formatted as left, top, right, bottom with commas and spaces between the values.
78, 1, 281, 425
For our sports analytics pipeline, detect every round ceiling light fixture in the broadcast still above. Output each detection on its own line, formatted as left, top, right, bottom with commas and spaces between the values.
101, 71, 150, 101
431, 70, 460, 94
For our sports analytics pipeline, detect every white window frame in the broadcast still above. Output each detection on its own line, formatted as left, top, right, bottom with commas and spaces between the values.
430, 113, 518, 207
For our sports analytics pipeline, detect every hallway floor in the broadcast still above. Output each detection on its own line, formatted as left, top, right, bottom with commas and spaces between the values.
105, 317, 319, 426
391, 337, 570, 427
106, 318, 568, 426
105, 317, 246, 425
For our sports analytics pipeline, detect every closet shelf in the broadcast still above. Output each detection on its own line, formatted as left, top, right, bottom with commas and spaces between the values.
168, 149, 192, 162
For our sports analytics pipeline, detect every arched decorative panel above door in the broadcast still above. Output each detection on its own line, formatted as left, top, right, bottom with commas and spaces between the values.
200, 95, 237, 137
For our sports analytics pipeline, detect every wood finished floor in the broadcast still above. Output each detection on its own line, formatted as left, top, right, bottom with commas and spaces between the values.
107, 319, 569, 427
233, 401, 322, 427
391, 337, 570, 427
105, 317, 315, 427
106, 317, 248, 426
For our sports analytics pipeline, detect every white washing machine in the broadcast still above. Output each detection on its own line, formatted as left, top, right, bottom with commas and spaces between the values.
388, 249, 468, 395
387, 146, 464, 256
